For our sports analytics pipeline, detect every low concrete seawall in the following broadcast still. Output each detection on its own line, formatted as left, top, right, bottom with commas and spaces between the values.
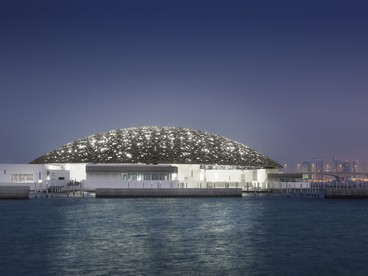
325, 188, 368, 199
0, 186, 30, 199
96, 188, 242, 197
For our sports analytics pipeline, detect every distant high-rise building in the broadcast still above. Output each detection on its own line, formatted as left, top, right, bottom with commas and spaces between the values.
332, 157, 342, 173
313, 158, 324, 179
342, 161, 351, 173
362, 162, 367, 173
352, 161, 357, 173
302, 161, 312, 180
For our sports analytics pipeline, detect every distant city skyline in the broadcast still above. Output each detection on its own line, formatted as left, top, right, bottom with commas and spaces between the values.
282, 157, 366, 174
1, 0, 368, 165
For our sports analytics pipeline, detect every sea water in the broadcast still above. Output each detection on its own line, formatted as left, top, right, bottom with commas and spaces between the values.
0, 195, 368, 275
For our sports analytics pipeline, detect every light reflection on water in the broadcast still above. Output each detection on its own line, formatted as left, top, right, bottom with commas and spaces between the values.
1, 196, 368, 275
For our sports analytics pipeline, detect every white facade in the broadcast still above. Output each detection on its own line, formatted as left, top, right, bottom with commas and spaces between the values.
86, 177, 179, 190
176, 164, 201, 186
84, 164, 278, 190
0, 164, 70, 190
0, 163, 279, 191
84, 164, 179, 191
66, 163, 87, 181
175, 164, 277, 189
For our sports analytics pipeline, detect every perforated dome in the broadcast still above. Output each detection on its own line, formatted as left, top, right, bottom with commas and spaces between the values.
30, 126, 281, 169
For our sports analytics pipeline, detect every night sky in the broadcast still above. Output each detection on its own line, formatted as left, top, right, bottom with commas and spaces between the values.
1, 0, 367, 168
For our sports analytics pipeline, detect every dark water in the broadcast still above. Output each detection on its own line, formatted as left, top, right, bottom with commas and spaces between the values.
1, 195, 368, 275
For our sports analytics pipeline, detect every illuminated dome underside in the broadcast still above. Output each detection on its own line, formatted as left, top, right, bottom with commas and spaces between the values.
30, 126, 282, 169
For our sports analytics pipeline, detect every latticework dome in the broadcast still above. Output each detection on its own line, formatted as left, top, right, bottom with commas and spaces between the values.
30, 126, 281, 169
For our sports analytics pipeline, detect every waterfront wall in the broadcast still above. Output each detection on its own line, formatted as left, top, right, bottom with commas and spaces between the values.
96, 188, 242, 197
0, 186, 29, 199
325, 188, 368, 199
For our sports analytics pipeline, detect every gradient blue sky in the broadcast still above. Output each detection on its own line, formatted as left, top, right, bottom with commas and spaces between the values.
1, 0, 367, 166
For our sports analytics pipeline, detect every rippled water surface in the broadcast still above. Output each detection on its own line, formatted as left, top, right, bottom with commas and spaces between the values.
1, 195, 368, 275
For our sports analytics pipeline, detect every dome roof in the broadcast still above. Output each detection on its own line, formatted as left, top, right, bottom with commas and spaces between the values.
30, 126, 281, 169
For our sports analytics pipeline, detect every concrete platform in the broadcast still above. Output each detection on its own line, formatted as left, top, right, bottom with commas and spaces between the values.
96, 188, 242, 197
